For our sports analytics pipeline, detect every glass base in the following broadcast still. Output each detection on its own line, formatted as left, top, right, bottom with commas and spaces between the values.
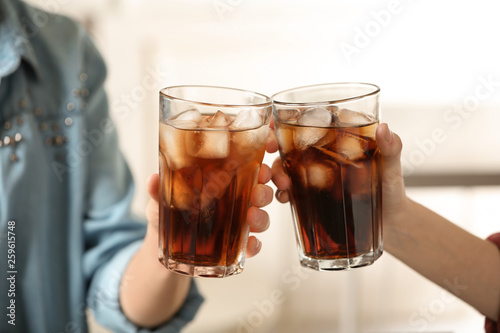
161, 258, 244, 278
299, 248, 383, 271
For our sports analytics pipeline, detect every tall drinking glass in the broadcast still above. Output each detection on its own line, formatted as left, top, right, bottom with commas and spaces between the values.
272, 83, 382, 271
159, 85, 272, 278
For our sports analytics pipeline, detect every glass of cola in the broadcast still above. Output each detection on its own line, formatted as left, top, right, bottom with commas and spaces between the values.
272, 83, 382, 271
159, 85, 272, 278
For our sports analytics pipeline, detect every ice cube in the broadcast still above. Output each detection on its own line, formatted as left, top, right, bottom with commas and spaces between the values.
297, 162, 337, 189
312, 131, 367, 168
276, 108, 300, 122
313, 127, 337, 149
230, 109, 266, 151
336, 109, 373, 126
208, 110, 233, 128
337, 131, 367, 160
305, 163, 336, 189
159, 122, 192, 170
294, 127, 326, 150
168, 109, 203, 129
177, 109, 203, 122
186, 130, 230, 159
233, 125, 269, 154
298, 107, 333, 127
231, 109, 263, 130
171, 166, 203, 211
294, 107, 332, 149
184, 111, 232, 159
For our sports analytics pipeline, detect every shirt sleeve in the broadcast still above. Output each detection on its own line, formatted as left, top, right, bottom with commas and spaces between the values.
485, 233, 500, 333
78, 32, 203, 332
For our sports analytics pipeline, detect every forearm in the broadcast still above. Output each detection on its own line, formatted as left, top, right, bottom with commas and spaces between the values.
120, 227, 191, 328
384, 198, 500, 320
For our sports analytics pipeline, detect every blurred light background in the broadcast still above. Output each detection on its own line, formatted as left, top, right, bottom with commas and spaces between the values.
26, 0, 500, 332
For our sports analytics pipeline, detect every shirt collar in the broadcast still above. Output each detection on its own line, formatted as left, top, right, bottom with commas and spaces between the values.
0, 0, 40, 80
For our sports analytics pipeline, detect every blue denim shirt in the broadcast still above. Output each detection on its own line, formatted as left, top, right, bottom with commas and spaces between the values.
0, 1, 202, 332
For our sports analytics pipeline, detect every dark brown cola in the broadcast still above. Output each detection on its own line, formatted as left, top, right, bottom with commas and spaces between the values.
275, 116, 382, 262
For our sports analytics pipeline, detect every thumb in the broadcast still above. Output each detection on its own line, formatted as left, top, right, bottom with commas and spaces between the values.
376, 123, 403, 180
376, 123, 407, 211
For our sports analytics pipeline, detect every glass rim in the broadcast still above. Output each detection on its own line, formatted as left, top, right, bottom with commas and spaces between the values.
271, 82, 380, 107
160, 85, 273, 108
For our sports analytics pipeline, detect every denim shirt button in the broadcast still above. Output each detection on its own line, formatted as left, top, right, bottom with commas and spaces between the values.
54, 135, 64, 146
14, 133, 22, 142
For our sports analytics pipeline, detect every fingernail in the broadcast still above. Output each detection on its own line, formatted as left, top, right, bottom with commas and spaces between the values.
255, 238, 262, 250
276, 190, 284, 201
384, 124, 393, 143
